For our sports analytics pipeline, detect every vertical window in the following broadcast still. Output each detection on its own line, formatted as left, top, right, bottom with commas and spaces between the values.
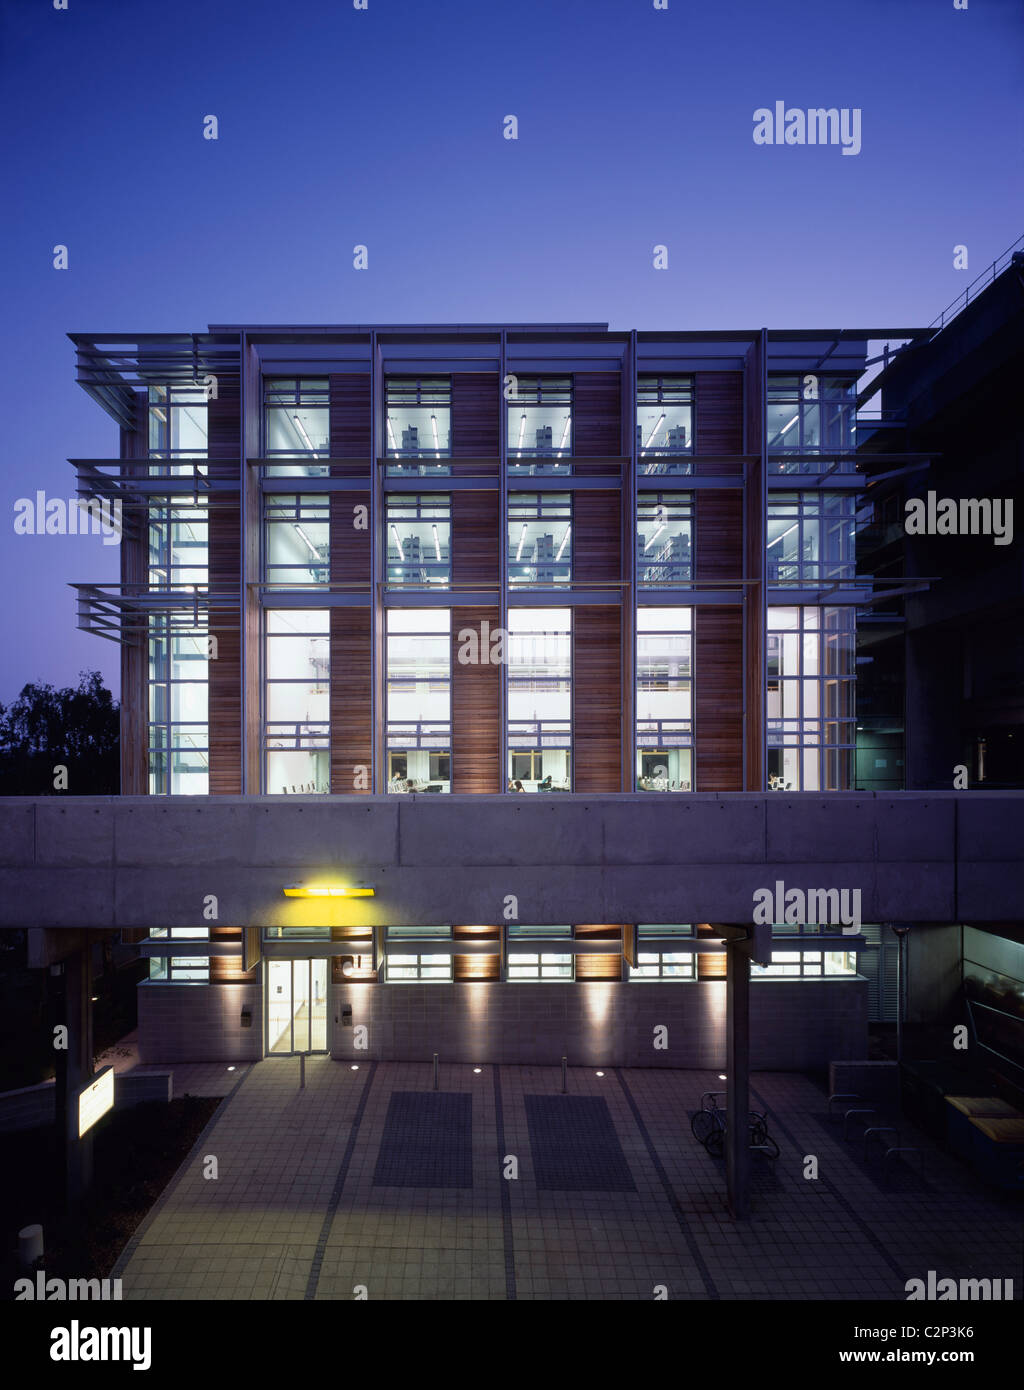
264, 609, 330, 794
386, 609, 451, 793
767, 493, 856, 585
147, 386, 209, 795
149, 628, 209, 795
636, 608, 692, 791
264, 496, 330, 589
384, 378, 451, 474
385, 495, 451, 587
263, 378, 330, 476
766, 376, 857, 473
508, 493, 572, 586
507, 377, 572, 475
637, 494, 693, 585
507, 609, 571, 791
636, 376, 693, 473
767, 606, 855, 791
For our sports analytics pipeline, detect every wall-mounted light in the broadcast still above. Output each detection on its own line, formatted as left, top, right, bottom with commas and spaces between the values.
283, 883, 375, 898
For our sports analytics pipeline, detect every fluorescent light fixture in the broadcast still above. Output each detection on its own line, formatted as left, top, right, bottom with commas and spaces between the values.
517, 412, 527, 453
390, 523, 405, 562
292, 414, 318, 454
641, 412, 666, 453
557, 413, 570, 456
151, 406, 167, 423
283, 883, 375, 898
767, 522, 798, 549
515, 522, 528, 561
644, 522, 666, 552
293, 524, 323, 560
430, 413, 440, 457
386, 416, 397, 450
779, 414, 799, 437
431, 523, 442, 562
555, 524, 571, 562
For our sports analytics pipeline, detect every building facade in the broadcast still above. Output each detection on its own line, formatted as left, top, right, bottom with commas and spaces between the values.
66, 319, 951, 1064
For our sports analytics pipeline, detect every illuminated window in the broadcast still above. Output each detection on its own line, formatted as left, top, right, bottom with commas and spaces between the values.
767, 606, 855, 790
264, 609, 330, 794
507, 609, 571, 791
636, 608, 692, 791
508, 494, 571, 586
386, 495, 451, 587
263, 378, 330, 477
637, 494, 693, 586
766, 375, 856, 473
508, 377, 572, 475
636, 376, 693, 473
385, 378, 451, 475
387, 609, 451, 793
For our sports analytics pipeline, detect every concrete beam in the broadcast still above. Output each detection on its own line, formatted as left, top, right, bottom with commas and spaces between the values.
0, 792, 1020, 931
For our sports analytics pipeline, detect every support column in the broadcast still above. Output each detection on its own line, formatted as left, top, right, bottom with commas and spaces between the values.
63, 945, 94, 1214
725, 938, 750, 1220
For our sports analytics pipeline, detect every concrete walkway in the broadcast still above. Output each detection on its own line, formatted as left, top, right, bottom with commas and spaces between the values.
112, 1060, 1022, 1300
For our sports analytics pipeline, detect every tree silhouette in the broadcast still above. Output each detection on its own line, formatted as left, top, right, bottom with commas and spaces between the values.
0, 670, 119, 794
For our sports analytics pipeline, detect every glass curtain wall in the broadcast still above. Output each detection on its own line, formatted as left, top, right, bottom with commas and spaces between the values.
507, 609, 571, 790
264, 609, 330, 793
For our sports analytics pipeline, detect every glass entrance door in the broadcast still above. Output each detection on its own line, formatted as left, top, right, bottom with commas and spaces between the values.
266, 959, 328, 1055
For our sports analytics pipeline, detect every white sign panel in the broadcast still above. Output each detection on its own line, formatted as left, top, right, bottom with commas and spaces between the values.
78, 1066, 114, 1138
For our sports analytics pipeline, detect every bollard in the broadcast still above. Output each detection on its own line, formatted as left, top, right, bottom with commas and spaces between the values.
299, 1053, 305, 1090
18, 1224, 43, 1269
433, 1053, 439, 1091
561, 1056, 567, 1094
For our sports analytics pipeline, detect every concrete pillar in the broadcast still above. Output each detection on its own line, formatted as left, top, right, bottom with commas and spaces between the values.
63, 944, 94, 1213
725, 940, 750, 1220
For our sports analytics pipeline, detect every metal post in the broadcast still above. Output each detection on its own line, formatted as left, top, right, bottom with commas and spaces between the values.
725, 939, 751, 1220
299, 1052, 305, 1090
433, 1053, 439, 1091
893, 925, 910, 1112
561, 1056, 567, 1094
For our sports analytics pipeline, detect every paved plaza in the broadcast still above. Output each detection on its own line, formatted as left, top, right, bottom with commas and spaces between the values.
112, 1060, 1023, 1300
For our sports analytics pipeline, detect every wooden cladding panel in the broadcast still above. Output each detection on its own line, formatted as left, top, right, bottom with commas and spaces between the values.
208, 623, 242, 794
695, 607, 743, 791
454, 925, 500, 982
695, 490, 742, 585
208, 382, 241, 465
210, 928, 244, 982
572, 490, 621, 585
330, 607, 373, 793
451, 606, 500, 792
452, 372, 499, 465
573, 371, 622, 464
576, 953, 623, 981
698, 952, 727, 980
572, 606, 623, 793
575, 924, 624, 981
451, 490, 499, 586
206, 386, 242, 794
695, 372, 743, 469
330, 491, 371, 589
329, 373, 372, 473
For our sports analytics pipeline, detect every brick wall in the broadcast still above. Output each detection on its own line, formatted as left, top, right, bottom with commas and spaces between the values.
137, 983, 262, 1063
327, 979, 868, 1071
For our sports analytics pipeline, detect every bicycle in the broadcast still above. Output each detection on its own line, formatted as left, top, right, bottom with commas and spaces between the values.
691, 1091, 780, 1159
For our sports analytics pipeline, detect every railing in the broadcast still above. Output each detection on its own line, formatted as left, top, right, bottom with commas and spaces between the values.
928, 233, 1024, 332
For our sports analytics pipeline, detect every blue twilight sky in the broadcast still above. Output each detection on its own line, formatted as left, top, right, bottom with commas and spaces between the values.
0, 0, 1021, 701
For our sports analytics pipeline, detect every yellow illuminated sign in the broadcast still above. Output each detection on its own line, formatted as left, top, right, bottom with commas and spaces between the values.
283, 884, 375, 898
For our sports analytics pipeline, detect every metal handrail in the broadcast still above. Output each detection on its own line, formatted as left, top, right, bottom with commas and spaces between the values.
928, 234, 1024, 331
